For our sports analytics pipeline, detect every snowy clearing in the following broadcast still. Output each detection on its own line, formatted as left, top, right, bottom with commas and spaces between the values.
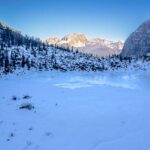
0, 71, 150, 150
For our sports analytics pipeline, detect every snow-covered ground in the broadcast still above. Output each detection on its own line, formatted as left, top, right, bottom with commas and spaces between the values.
0, 71, 150, 150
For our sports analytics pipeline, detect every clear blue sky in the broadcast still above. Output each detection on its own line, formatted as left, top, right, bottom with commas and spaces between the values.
0, 0, 150, 41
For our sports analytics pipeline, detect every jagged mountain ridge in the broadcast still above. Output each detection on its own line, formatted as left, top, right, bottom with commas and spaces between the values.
46, 33, 124, 57
121, 19, 150, 57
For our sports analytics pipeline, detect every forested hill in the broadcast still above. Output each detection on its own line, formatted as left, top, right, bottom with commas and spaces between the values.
0, 22, 150, 75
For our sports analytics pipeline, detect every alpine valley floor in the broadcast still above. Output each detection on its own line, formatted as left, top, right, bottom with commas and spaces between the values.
0, 71, 150, 150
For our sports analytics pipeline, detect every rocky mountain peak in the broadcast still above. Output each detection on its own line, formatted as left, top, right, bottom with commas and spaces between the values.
121, 19, 150, 57
46, 34, 124, 57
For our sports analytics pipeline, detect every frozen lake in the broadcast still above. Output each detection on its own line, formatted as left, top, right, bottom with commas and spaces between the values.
14, 70, 150, 90
0, 71, 150, 150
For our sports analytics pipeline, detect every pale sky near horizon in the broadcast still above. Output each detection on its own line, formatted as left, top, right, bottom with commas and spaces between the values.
0, 0, 150, 41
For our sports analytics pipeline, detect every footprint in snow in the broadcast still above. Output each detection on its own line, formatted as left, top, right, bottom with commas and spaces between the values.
24, 141, 33, 149
0, 120, 3, 125
34, 145, 40, 150
45, 132, 53, 137
28, 126, 33, 131
6, 132, 15, 142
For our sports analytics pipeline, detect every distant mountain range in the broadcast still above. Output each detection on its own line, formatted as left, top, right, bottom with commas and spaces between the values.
45, 33, 124, 57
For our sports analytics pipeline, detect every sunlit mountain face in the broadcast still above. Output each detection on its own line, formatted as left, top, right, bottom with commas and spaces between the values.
46, 33, 124, 57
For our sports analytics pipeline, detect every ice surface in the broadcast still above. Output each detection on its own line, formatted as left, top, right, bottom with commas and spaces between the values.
0, 71, 150, 150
